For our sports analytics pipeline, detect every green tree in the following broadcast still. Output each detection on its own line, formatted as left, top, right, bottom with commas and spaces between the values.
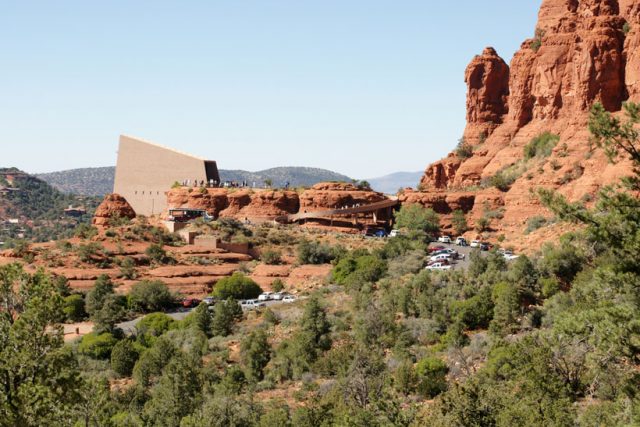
241, 328, 272, 381
415, 356, 449, 398
111, 339, 139, 377
212, 273, 262, 300
137, 312, 175, 338
394, 205, 440, 237
0, 264, 85, 425
211, 298, 243, 337
192, 303, 212, 337
63, 293, 86, 322
300, 295, 332, 352
85, 274, 116, 315
129, 280, 174, 313
490, 282, 520, 336
145, 243, 173, 265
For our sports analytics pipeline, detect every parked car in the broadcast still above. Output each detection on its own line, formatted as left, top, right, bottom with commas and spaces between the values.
202, 297, 216, 305
428, 245, 446, 253
501, 250, 519, 261
470, 240, 481, 248
271, 292, 285, 301
430, 253, 452, 262
455, 237, 468, 246
258, 292, 273, 301
283, 295, 296, 303
426, 262, 453, 271
389, 229, 400, 237
182, 298, 201, 308
240, 299, 266, 309
427, 258, 450, 266
438, 235, 452, 244
480, 243, 491, 251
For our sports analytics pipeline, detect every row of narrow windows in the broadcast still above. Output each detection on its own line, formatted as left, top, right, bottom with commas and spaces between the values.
134, 191, 161, 196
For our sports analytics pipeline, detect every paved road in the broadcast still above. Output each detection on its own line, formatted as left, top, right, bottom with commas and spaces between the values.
116, 298, 298, 335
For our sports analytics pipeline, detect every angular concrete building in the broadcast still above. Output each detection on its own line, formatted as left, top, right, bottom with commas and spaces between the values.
113, 135, 220, 216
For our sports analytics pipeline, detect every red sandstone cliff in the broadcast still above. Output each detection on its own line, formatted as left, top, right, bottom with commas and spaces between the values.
410, 0, 638, 246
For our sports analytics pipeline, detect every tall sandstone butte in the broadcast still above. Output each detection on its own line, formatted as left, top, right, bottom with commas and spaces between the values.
404, 0, 639, 247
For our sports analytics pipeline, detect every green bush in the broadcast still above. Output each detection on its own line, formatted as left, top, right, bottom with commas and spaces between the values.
63, 294, 86, 322
297, 240, 335, 265
525, 216, 548, 234
110, 339, 139, 376
261, 249, 282, 265
145, 244, 173, 265
455, 137, 474, 159
212, 273, 263, 300
78, 332, 118, 360
137, 312, 175, 337
452, 209, 468, 235
489, 171, 515, 192
128, 280, 174, 313
415, 356, 449, 398
524, 132, 559, 160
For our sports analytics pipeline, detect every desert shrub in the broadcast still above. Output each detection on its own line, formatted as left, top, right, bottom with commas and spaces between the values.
623, 22, 631, 35
415, 356, 449, 398
79, 332, 118, 359
526, 216, 548, 234
261, 249, 282, 265
75, 223, 98, 239
530, 28, 545, 52
297, 240, 335, 265
271, 279, 285, 293
241, 329, 272, 381
452, 209, 468, 235
489, 171, 515, 192
110, 339, 139, 377
455, 137, 474, 159
63, 294, 86, 322
76, 242, 108, 265
475, 216, 491, 232
119, 256, 138, 279
524, 132, 559, 160
212, 272, 262, 300
145, 243, 173, 265
450, 287, 494, 330
332, 252, 387, 286
128, 280, 174, 313
387, 250, 426, 277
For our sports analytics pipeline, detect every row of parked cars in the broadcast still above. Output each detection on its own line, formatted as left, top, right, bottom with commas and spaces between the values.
180, 292, 297, 310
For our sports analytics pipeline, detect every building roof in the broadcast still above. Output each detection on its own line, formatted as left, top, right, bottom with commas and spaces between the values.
120, 135, 209, 161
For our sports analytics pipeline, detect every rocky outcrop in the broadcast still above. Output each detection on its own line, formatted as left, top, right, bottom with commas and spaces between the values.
299, 182, 387, 211
92, 194, 136, 228
412, 0, 639, 246
166, 188, 299, 220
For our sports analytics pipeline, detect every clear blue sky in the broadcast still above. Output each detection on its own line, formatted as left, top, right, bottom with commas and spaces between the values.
0, 1, 540, 179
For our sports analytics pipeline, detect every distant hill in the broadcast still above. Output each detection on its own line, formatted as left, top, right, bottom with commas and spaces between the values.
366, 171, 423, 194
37, 166, 353, 196
0, 168, 100, 244
36, 167, 115, 197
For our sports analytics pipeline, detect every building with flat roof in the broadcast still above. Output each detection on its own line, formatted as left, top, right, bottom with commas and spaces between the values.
113, 135, 220, 216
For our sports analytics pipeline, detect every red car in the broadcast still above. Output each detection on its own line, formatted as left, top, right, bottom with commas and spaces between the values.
182, 298, 201, 308
428, 246, 446, 253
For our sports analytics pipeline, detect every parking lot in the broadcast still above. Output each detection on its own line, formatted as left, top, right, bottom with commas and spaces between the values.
427, 241, 484, 271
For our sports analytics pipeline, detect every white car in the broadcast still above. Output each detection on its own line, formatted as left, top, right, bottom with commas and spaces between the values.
258, 292, 273, 301
502, 251, 520, 261
470, 240, 481, 248
430, 253, 452, 262
455, 237, 468, 246
240, 299, 266, 309
438, 236, 452, 244
282, 295, 296, 303
389, 229, 400, 237
271, 292, 285, 301
426, 262, 453, 271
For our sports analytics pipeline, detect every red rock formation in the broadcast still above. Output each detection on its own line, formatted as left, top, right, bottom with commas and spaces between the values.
299, 182, 387, 211
412, 0, 639, 248
165, 188, 299, 220
92, 194, 136, 228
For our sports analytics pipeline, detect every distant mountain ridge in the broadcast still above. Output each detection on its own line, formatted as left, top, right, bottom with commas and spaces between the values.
37, 166, 353, 196
365, 171, 422, 194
